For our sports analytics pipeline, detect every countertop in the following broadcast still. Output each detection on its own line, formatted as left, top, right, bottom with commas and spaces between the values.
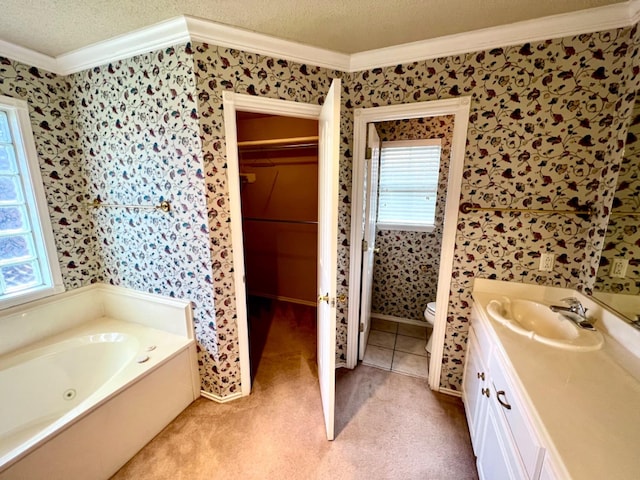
472, 279, 640, 480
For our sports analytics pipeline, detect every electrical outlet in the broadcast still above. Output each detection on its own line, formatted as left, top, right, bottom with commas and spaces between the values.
539, 253, 555, 272
610, 258, 628, 278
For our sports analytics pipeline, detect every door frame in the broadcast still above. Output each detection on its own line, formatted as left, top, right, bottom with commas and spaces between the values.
222, 91, 322, 397
346, 97, 472, 392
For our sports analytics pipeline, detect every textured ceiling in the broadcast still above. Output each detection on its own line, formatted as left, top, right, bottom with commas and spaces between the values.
0, 0, 628, 57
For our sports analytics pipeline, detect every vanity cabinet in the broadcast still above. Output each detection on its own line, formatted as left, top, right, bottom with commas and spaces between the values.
463, 305, 548, 480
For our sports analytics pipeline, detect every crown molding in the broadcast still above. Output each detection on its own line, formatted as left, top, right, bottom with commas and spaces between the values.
55, 17, 191, 76
0, 38, 58, 73
632, 0, 640, 23
185, 16, 350, 71
349, 1, 640, 71
0, 1, 638, 77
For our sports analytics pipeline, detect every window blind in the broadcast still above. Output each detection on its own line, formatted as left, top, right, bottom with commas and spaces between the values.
377, 139, 442, 230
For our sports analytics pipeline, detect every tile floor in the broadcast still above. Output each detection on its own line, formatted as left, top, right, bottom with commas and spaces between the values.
362, 318, 431, 379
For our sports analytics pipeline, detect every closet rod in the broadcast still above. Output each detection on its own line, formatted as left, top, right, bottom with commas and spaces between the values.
237, 136, 318, 148
243, 217, 318, 225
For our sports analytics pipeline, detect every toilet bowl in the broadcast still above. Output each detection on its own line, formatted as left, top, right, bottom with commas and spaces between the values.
424, 302, 436, 353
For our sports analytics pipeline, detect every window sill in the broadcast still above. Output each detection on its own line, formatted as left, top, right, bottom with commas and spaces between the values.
0, 284, 65, 311
376, 223, 435, 233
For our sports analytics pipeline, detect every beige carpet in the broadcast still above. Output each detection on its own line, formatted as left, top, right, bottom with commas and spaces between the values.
111, 300, 478, 480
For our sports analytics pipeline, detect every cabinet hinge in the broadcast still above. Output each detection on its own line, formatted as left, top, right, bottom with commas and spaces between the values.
360, 322, 364, 332
365, 147, 372, 160
362, 239, 368, 252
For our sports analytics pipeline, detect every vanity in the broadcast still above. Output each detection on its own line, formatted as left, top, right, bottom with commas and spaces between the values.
463, 279, 640, 479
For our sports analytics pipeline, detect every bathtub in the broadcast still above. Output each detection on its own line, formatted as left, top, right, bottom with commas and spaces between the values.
0, 284, 200, 480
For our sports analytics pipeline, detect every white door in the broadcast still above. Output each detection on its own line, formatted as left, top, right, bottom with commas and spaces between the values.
317, 78, 340, 441
358, 124, 381, 360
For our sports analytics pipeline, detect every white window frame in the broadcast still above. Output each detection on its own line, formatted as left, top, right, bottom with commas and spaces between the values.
0, 95, 64, 309
376, 138, 443, 233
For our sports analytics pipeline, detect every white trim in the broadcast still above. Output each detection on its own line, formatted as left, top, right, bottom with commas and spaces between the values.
185, 16, 350, 71
439, 387, 462, 398
0, 95, 65, 309
0, 39, 58, 73
346, 97, 472, 396
221, 92, 251, 398
371, 312, 429, 328
200, 390, 243, 403
223, 92, 322, 399
1, 2, 638, 75
55, 17, 190, 76
349, 1, 640, 71
632, 0, 640, 23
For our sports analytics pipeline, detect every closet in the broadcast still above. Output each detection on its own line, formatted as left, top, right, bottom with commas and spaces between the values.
236, 112, 319, 306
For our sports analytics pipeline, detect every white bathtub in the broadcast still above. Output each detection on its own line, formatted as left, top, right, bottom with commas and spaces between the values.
0, 285, 200, 480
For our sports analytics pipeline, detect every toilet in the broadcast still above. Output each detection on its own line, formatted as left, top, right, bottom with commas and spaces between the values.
424, 302, 436, 353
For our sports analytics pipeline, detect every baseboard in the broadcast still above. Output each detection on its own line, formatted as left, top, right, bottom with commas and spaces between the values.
439, 387, 462, 398
200, 390, 243, 403
336, 361, 347, 369
371, 312, 428, 327
248, 292, 317, 308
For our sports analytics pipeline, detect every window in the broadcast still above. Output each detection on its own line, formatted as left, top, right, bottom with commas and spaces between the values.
377, 139, 443, 232
0, 95, 63, 308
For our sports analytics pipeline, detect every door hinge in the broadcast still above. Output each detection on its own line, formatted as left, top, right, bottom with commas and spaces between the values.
362, 239, 368, 252
365, 147, 372, 160
360, 322, 364, 332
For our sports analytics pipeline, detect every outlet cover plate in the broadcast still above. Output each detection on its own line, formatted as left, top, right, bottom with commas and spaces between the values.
540, 253, 555, 272
610, 258, 628, 278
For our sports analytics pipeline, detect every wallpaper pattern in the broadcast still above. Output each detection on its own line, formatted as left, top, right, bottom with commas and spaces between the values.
0, 57, 99, 288
191, 44, 351, 394
371, 116, 454, 320
595, 93, 640, 294
349, 27, 638, 390
2, 23, 639, 396
67, 46, 221, 394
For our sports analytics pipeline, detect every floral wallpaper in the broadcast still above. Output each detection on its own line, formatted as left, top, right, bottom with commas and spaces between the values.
2, 21, 639, 396
371, 116, 454, 320
595, 92, 640, 294
0, 57, 99, 288
349, 26, 639, 390
67, 46, 221, 395
191, 43, 353, 390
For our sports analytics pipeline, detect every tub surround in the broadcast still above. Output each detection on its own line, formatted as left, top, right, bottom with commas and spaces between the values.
467, 279, 640, 479
0, 283, 194, 356
0, 285, 199, 479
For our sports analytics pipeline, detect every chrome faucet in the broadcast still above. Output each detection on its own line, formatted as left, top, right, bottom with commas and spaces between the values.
550, 297, 596, 331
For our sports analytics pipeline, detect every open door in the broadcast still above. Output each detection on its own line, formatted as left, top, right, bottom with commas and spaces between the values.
358, 124, 381, 360
317, 78, 340, 441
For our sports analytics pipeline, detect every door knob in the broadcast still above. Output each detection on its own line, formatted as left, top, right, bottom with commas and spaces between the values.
318, 293, 330, 303
373, 248, 380, 253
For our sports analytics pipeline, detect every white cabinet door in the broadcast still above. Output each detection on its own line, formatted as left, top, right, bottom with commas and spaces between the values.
476, 393, 527, 480
462, 328, 489, 452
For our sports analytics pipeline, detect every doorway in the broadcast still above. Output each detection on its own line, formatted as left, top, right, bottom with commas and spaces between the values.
346, 97, 471, 392
235, 111, 319, 382
223, 82, 341, 440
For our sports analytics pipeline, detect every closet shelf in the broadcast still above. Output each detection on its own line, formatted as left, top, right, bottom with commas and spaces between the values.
237, 136, 318, 148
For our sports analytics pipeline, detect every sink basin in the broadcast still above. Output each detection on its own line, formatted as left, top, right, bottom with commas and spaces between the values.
486, 298, 603, 351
